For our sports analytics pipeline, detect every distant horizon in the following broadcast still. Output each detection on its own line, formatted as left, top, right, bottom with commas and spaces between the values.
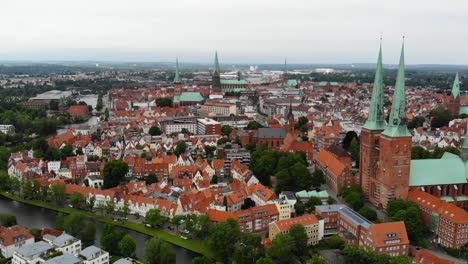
1, 1, 468, 65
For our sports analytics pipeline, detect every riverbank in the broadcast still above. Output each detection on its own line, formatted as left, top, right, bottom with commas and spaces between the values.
0, 191, 212, 259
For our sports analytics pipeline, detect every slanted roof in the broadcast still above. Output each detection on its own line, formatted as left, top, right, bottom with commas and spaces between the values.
254, 128, 287, 139
370, 221, 409, 248
43, 254, 81, 264
273, 214, 318, 231
52, 233, 77, 247
80, 245, 103, 260
221, 79, 247, 85
410, 155, 468, 186
178, 92, 204, 102
451, 72, 460, 98
286, 79, 298, 87
16, 241, 53, 257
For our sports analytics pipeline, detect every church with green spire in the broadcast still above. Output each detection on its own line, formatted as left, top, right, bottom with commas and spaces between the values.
211, 51, 248, 93
361, 40, 468, 208
173, 58, 181, 84
212, 51, 222, 92
447, 72, 461, 117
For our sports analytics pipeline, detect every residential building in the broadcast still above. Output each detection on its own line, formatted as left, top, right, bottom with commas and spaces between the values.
43, 254, 81, 264
12, 241, 54, 264
197, 118, 221, 135
79, 245, 110, 264
199, 102, 238, 116
0, 125, 15, 135
44, 232, 81, 255
269, 214, 323, 245
0, 225, 34, 258
164, 122, 197, 135
208, 203, 279, 233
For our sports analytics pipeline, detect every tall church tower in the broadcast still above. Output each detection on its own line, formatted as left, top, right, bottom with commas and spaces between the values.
360, 41, 386, 204
377, 41, 412, 208
174, 58, 181, 84
282, 58, 288, 83
447, 73, 461, 117
212, 51, 222, 92
287, 102, 295, 133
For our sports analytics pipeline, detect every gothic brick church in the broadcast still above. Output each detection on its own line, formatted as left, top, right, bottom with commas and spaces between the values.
360, 42, 468, 208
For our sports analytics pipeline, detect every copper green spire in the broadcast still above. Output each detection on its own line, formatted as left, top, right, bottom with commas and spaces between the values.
382, 39, 411, 137
174, 58, 181, 83
363, 41, 386, 130
213, 51, 220, 73
284, 58, 288, 74
451, 72, 460, 98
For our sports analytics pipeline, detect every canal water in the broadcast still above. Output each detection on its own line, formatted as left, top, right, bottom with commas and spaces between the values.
0, 196, 197, 263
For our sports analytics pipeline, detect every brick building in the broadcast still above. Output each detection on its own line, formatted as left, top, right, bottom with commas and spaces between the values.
268, 214, 323, 245
68, 105, 89, 121
315, 147, 355, 194
447, 73, 461, 117
207, 203, 279, 233
408, 189, 468, 249
315, 204, 409, 257
253, 128, 287, 148
197, 118, 221, 135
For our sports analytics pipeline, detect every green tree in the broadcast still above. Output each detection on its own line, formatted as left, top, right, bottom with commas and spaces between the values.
345, 192, 364, 211
100, 224, 125, 254
145, 237, 175, 264
104, 108, 109, 121
55, 212, 65, 230
432, 146, 460, 159
0, 171, 11, 191
149, 126, 163, 136
145, 172, 159, 185
321, 234, 345, 250
0, 214, 17, 227
50, 184, 66, 206
247, 121, 264, 129
267, 233, 296, 264
411, 146, 432, 159
39, 184, 50, 201
358, 206, 377, 221
155, 98, 173, 107
145, 208, 164, 227
102, 160, 129, 189
118, 234, 136, 258
96, 96, 103, 111
311, 168, 325, 188
407, 116, 425, 129
342, 131, 359, 150
70, 191, 86, 209
171, 215, 185, 232
391, 206, 425, 241
28, 228, 42, 241
173, 141, 188, 157
221, 125, 234, 136
294, 201, 306, 216
209, 218, 241, 263
308, 255, 326, 264
60, 144, 74, 159
305, 197, 322, 212
192, 256, 213, 264
348, 138, 360, 164
105, 199, 115, 216
430, 106, 451, 128
256, 257, 273, 264
119, 200, 131, 219
63, 213, 96, 246
289, 224, 308, 258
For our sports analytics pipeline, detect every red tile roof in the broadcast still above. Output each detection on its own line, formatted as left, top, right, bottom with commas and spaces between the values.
272, 214, 319, 231
413, 249, 458, 264
0, 225, 33, 246
369, 221, 409, 248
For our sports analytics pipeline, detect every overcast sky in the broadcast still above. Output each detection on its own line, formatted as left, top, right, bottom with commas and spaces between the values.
0, 0, 466, 64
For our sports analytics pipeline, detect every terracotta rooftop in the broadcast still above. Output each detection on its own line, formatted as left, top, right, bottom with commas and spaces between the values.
272, 214, 319, 232
0, 225, 33, 247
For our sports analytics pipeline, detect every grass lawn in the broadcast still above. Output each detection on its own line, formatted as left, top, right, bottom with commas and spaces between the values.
0, 191, 213, 258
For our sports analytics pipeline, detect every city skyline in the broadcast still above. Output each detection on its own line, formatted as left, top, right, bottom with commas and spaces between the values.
1, 0, 467, 64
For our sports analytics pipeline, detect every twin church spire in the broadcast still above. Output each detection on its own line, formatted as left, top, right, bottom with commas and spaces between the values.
364, 38, 411, 137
